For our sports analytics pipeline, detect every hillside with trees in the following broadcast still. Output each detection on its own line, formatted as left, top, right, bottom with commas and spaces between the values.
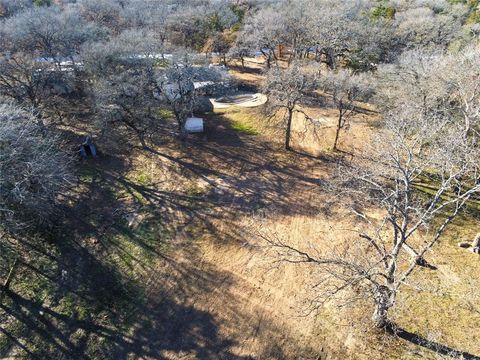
1, 0, 480, 359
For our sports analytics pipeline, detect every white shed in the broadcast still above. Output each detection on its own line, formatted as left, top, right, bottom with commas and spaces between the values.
185, 117, 204, 133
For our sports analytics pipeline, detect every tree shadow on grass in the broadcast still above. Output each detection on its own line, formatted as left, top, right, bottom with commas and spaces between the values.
0, 175, 294, 359
144, 113, 329, 219
0, 114, 329, 358
0, 221, 295, 359
0, 167, 267, 358
387, 324, 480, 360
0, 207, 269, 359
0, 287, 253, 360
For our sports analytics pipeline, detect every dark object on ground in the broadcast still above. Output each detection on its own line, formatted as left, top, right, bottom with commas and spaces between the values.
415, 257, 437, 270
79, 136, 97, 158
458, 233, 480, 254
472, 233, 480, 254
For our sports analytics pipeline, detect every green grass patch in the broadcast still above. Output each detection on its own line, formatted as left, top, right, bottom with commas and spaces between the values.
213, 107, 263, 134
230, 120, 258, 135
106, 213, 169, 274
366, 118, 384, 129
134, 170, 153, 186
183, 182, 210, 208
413, 181, 480, 211
158, 108, 175, 119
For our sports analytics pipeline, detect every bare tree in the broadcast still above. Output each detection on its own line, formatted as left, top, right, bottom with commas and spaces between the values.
83, 29, 163, 147
0, 103, 71, 231
0, 103, 71, 293
165, 3, 238, 51
0, 0, 32, 18
320, 69, 370, 151
309, 0, 364, 70
94, 67, 158, 148
0, 54, 52, 112
377, 48, 480, 140
0, 6, 102, 120
203, 32, 233, 65
278, 0, 316, 64
77, 0, 125, 33
241, 6, 285, 68
262, 62, 318, 151
2, 6, 102, 59
393, 5, 466, 52
263, 102, 480, 328
156, 62, 196, 138
260, 48, 480, 330
437, 46, 480, 139
227, 36, 252, 72
155, 57, 227, 137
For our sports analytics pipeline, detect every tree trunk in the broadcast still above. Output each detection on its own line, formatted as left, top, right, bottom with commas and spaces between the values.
401, 241, 431, 267
0, 258, 19, 302
31, 105, 47, 135
285, 108, 293, 151
125, 121, 146, 148
138, 132, 147, 148
333, 111, 343, 150
372, 285, 393, 328
288, 39, 297, 65
241, 57, 245, 73
325, 48, 335, 70
179, 123, 188, 140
